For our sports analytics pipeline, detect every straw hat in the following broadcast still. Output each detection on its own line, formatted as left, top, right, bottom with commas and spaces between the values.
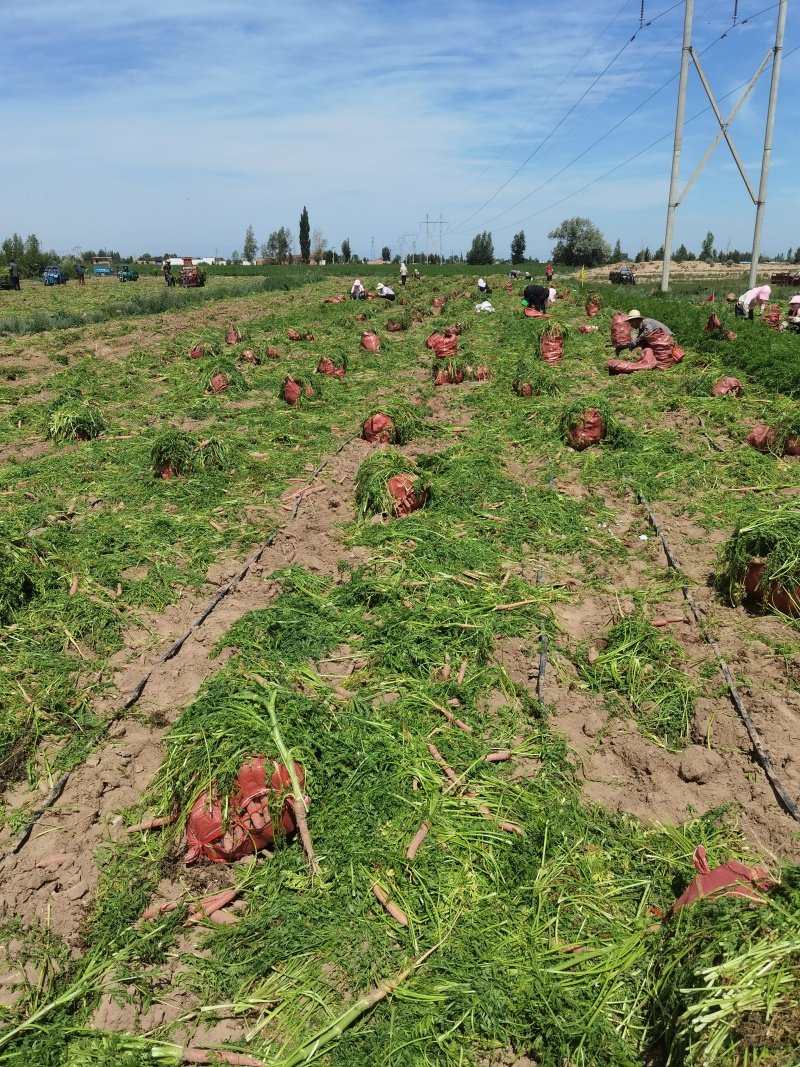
625, 309, 643, 321
726, 293, 737, 303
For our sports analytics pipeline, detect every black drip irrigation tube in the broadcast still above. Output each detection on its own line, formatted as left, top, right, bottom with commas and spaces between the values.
0, 773, 69, 870
534, 477, 556, 709
120, 432, 359, 714
698, 416, 725, 453
638, 492, 800, 823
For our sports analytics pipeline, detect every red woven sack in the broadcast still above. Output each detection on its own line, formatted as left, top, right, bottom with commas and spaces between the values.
504, 281, 513, 294
287, 329, 302, 341
324, 295, 346, 303
705, 313, 722, 331
434, 368, 449, 386
672, 846, 773, 911
514, 381, 533, 397
282, 376, 302, 406
606, 350, 658, 374
363, 413, 395, 443
189, 344, 204, 360
184, 757, 304, 864
361, 332, 380, 351
540, 328, 563, 365
523, 308, 549, 318
567, 408, 604, 450
610, 312, 632, 348
386, 321, 403, 333
648, 329, 676, 369
226, 327, 239, 345
318, 357, 344, 377
712, 376, 743, 397
356, 313, 367, 322
239, 349, 259, 365
763, 303, 781, 330
586, 294, 600, 318
432, 296, 445, 308
744, 559, 800, 616
671, 345, 684, 364
471, 365, 491, 380
267, 346, 279, 358
745, 424, 777, 451
386, 474, 429, 517
210, 372, 228, 393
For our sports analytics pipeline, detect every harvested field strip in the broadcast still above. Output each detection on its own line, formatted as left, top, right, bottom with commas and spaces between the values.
2, 270, 800, 1066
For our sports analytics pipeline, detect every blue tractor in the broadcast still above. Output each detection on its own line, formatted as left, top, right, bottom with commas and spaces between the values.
42, 265, 69, 286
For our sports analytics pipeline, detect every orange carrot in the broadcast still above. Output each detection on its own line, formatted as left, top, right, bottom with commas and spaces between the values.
478, 804, 524, 836
456, 660, 468, 685
494, 599, 538, 611
182, 1051, 264, 1065
484, 750, 511, 763
500, 570, 511, 588
406, 820, 431, 860
454, 719, 473, 734
126, 814, 176, 834
68, 576, 79, 596
370, 880, 408, 926
428, 743, 459, 785
651, 616, 685, 627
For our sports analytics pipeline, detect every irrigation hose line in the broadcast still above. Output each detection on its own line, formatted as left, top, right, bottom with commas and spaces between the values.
0, 773, 69, 870
697, 416, 725, 453
534, 477, 557, 708
119, 432, 360, 714
638, 492, 800, 823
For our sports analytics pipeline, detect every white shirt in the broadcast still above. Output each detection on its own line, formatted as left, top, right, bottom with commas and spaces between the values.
739, 288, 766, 315
377, 284, 394, 297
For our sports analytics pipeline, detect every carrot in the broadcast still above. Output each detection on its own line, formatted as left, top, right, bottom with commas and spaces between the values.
116, 582, 122, 597
456, 660, 468, 685
282, 484, 326, 502
651, 616, 685, 627
188, 889, 239, 923
454, 719, 473, 734
440, 663, 451, 681
406, 820, 431, 859
478, 804, 524, 836
141, 900, 180, 921
182, 1051, 264, 1065
370, 880, 408, 926
36, 854, 72, 869
500, 570, 511, 588
586, 536, 604, 548
428, 743, 459, 785
68, 576, 79, 596
562, 577, 580, 586
208, 910, 240, 925
484, 750, 511, 763
126, 814, 176, 834
494, 599, 538, 611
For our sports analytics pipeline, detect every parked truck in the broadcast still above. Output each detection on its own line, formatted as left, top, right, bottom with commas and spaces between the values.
608, 266, 637, 285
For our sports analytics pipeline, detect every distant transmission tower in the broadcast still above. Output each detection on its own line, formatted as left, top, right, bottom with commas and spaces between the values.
661, 0, 788, 290
370, 237, 375, 262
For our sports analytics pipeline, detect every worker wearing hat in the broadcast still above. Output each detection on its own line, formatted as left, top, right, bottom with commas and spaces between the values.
735, 285, 771, 319
616, 309, 674, 353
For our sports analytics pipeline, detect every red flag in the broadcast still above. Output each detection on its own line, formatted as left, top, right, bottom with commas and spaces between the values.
704, 292, 715, 303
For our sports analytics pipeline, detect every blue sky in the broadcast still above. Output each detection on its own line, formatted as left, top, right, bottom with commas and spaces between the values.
1, 1, 797, 262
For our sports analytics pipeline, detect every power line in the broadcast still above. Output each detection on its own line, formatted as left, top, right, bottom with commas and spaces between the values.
449, 0, 783, 238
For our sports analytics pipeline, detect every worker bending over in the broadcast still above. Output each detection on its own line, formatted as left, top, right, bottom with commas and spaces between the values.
736, 285, 771, 319
521, 284, 555, 313
607, 309, 683, 374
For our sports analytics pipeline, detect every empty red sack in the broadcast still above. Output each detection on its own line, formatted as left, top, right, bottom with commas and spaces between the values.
432, 296, 445, 308
239, 349, 259, 365
287, 329, 302, 341
282, 376, 302, 405
317, 357, 344, 377
324, 295, 346, 303
184, 757, 304, 864
705, 313, 721, 331
210, 373, 228, 393
361, 332, 380, 351
524, 308, 549, 318
189, 344, 204, 360
672, 845, 773, 910
267, 346, 279, 358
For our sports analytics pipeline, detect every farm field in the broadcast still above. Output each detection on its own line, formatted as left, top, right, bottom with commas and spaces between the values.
2, 270, 800, 1065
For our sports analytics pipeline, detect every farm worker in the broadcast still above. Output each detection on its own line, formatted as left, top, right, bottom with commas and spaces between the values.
477, 277, 491, 295
548, 286, 557, 304
521, 284, 553, 312
545, 264, 554, 282
75, 263, 85, 285
400, 262, 408, 286
787, 294, 800, 320
413, 268, 420, 280
375, 282, 396, 301
9, 261, 20, 290
163, 260, 173, 287
735, 285, 771, 319
350, 278, 366, 300
619, 310, 673, 350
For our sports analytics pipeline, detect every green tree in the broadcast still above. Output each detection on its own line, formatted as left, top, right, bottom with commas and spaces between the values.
700, 231, 714, 261
299, 207, 310, 264
243, 225, 257, 263
510, 230, 526, 264
262, 227, 292, 264
381, 246, 391, 262
312, 228, 327, 264
547, 217, 610, 267
341, 238, 351, 263
231, 250, 242, 265
654, 245, 665, 261
466, 231, 494, 265
612, 238, 622, 262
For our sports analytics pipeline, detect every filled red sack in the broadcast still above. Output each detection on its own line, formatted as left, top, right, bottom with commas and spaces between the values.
763, 304, 781, 330
282, 376, 302, 406
324, 295, 346, 303
705, 313, 722, 331
361, 332, 380, 351
161, 461, 174, 480
586, 294, 601, 318
504, 281, 513, 294
540, 328, 563, 365
189, 344, 204, 360
471, 365, 491, 381
648, 329, 677, 369
363, 413, 395, 443
743, 559, 800, 616
386, 321, 404, 333
425, 331, 458, 358
567, 408, 605, 450
432, 296, 445, 308
578, 323, 598, 334
355, 313, 367, 322
745, 424, 777, 451
671, 345, 684, 364
672, 845, 773, 911
317, 357, 344, 377
514, 381, 533, 397
523, 308, 549, 318
287, 329, 302, 341
185, 757, 304, 864
726, 330, 737, 341
267, 346, 279, 358
226, 327, 239, 345
712, 376, 743, 397
610, 312, 632, 348
239, 349, 259, 365
386, 474, 429, 517
210, 372, 228, 393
